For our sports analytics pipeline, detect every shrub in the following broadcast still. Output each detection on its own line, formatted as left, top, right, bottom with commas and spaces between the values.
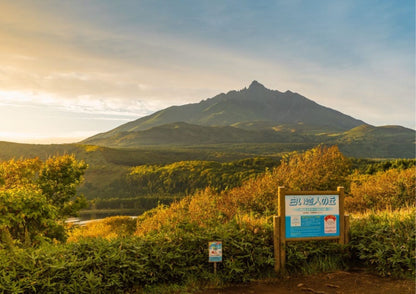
272, 145, 351, 191
1, 209, 414, 292
0, 188, 62, 247
349, 208, 415, 278
0, 219, 274, 293
346, 167, 415, 212
67, 216, 137, 242
285, 240, 348, 274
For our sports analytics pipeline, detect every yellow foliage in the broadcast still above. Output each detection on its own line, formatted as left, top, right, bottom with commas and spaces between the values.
272, 145, 350, 191
188, 188, 222, 226
346, 167, 416, 212
81, 145, 101, 153
67, 216, 136, 242
0, 157, 42, 190
219, 145, 350, 217
132, 145, 353, 236
219, 171, 276, 217
135, 200, 190, 237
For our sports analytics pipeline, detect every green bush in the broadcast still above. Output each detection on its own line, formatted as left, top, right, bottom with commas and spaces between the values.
349, 208, 415, 278
0, 221, 274, 293
285, 240, 348, 274
1, 209, 414, 292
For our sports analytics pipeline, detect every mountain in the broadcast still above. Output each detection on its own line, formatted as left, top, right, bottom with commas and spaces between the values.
337, 125, 415, 158
85, 81, 365, 142
82, 122, 311, 147
81, 81, 415, 158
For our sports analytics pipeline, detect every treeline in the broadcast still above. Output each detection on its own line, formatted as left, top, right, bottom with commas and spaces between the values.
92, 145, 416, 222
87, 156, 415, 212
101, 157, 279, 199
351, 158, 415, 174
81, 195, 182, 218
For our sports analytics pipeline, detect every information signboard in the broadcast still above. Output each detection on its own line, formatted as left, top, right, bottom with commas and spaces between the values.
273, 186, 348, 273
285, 194, 340, 238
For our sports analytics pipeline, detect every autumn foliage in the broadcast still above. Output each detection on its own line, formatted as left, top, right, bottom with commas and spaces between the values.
346, 168, 415, 212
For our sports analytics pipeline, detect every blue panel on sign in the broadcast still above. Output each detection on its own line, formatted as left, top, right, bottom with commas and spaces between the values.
285, 215, 340, 238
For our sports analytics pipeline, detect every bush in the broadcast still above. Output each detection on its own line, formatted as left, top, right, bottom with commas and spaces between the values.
346, 168, 415, 212
349, 208, 415, 278
67, 216, 137, 242
1, 208, 414, 292
0, 220, 274, 293
0, 188, 62, 247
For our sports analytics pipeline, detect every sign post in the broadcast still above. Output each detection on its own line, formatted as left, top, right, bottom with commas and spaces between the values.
209, 241, 222, 274
275, 186, 347, 272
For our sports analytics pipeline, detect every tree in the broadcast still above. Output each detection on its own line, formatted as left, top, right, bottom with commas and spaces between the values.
38, 155, 88, 219
0, 155, 88, 245
0, 188, 62, 247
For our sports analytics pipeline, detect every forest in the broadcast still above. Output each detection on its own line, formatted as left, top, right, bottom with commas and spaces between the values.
0, 145, 414, 293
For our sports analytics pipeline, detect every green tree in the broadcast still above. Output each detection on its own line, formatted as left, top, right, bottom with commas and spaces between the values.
38, 155, 88, 219
0, 155, 88, 245
0, 188, 62, 246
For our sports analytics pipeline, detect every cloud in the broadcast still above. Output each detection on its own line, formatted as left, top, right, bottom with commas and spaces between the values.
0, 0, 414, 140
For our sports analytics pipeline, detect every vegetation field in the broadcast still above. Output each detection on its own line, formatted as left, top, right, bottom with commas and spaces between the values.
0, 145, 414, 293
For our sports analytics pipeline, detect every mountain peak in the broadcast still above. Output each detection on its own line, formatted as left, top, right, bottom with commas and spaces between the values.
248, 80, 266, 90
84, 81, 368, 141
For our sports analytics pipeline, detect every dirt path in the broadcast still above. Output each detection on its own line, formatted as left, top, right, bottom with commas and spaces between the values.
198, 271, 415, 294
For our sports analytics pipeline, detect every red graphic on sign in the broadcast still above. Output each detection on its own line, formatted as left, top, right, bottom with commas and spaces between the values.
324, 215, 337, 234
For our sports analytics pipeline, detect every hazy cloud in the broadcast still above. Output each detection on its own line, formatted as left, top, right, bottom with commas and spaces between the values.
0, 0, 414, 142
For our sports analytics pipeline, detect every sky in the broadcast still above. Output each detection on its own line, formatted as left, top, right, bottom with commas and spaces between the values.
0, 0, 414, 143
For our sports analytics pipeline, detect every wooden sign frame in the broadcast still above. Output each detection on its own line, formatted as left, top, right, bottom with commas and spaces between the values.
273, 186, 349, 272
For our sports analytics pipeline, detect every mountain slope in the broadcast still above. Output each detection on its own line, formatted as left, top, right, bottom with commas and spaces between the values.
85, 81, 366, 142
81, 121, 415, 158
83, 122, 313, 147
337, 125, 415, 158
81, 81, 415, 159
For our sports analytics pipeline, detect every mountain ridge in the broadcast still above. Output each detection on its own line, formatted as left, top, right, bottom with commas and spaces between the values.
85, 81, 367, 142
81, 81, 415, 158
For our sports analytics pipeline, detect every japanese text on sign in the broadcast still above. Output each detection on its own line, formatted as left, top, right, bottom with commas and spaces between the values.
288, 195, 337, 207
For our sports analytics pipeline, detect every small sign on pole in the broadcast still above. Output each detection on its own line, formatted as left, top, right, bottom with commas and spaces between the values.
209, 241, 222, 274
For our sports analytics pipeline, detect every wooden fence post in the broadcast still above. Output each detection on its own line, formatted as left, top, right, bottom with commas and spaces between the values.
278, 186, 286, 271
337, 186, 345, 245
344, 215, 350, 244
273, 216, 280, 272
